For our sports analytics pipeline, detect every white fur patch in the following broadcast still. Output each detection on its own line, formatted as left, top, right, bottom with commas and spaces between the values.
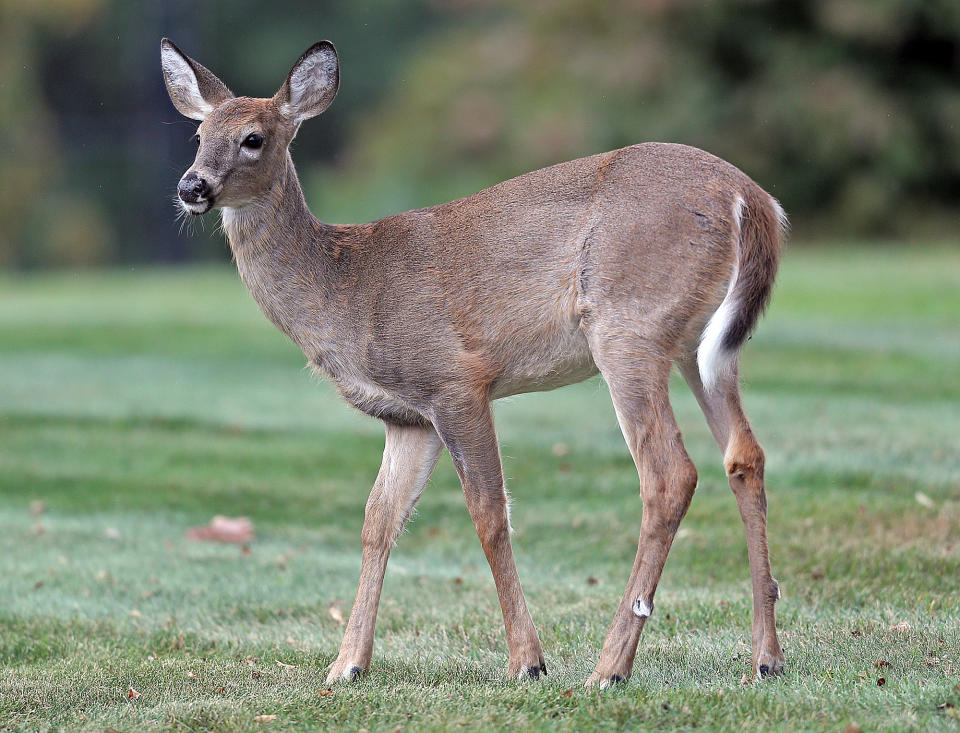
632, 597, 653, 618
771, 196, 789, 235
161, 45, 213, 121
697, 196, 743, 392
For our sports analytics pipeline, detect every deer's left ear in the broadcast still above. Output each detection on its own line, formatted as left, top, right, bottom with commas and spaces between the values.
275, 41, 339, 125
161, 38, 234, 121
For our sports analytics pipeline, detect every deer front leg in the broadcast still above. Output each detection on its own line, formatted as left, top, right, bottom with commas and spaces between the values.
433, 402, 546, 680
326, 422, 442, 684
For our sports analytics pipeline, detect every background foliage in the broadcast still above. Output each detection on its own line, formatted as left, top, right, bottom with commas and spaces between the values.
1, 0, 958, 267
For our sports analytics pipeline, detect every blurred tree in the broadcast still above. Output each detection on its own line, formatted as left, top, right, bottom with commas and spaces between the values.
0, 0, 957, 270
0, 0, 447, 268
0, 0, 110, 267
306, 0, 960, 238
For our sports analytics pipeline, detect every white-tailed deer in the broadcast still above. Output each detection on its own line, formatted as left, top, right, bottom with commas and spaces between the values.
161, 38, 786, 687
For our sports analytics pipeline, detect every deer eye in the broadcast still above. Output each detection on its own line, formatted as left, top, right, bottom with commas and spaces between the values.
242, 133, 264, 149
192, 134, 201, 146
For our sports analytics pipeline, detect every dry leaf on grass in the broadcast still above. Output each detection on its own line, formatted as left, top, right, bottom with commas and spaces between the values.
875, 659, 891, 668
127, 687, 141, 700
187, 515, 255, 544
253, 714, 277, 723
888, 621, 912, 633
842, 724, 862, 733
317, 688, 334, 696
276, 660, 296, 669
561, 688, 573, 697
915, 492, 935, 509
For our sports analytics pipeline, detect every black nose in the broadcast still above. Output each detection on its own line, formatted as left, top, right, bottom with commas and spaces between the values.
178, 172, 210, 203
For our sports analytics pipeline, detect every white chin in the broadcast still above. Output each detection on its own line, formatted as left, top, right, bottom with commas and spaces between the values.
180, 200, 212, 215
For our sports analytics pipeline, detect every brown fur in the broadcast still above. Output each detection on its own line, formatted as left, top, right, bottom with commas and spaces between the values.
161, 39, 786, 686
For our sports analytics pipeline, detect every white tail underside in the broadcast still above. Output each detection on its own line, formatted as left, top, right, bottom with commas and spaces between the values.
697, 197, 743, 392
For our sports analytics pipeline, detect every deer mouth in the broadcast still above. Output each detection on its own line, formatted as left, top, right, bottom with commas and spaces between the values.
181, 198, 214, 215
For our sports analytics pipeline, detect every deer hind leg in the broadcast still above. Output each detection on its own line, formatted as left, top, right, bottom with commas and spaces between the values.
584, 348, 698, 688
433, 399, 546, 680
326, 422, 443, 684
678, 354, 785, 678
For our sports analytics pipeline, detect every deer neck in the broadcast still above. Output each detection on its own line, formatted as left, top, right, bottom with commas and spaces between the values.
220, 152, 346, 349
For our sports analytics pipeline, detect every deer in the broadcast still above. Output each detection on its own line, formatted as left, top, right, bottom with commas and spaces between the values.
160, 37, 787, 688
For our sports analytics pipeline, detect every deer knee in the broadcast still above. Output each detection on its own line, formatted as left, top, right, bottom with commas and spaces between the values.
724, 432, 765, 484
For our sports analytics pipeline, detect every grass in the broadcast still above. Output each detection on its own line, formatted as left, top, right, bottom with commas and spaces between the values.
1, 243, 958, 731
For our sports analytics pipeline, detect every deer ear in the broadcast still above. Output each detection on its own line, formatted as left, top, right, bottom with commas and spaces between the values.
160, 38, 234, 121
275, 41, 339, 124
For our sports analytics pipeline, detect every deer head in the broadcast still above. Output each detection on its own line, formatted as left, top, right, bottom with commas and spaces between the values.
160, 38, 339, 214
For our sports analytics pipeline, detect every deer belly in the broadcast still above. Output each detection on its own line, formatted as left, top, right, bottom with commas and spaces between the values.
489, 327, 598, 399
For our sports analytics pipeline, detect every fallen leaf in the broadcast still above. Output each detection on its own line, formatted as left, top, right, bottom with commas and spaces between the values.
276, 660, 296, 669
216, 686, 225, 694
33, 581, 43, 590
561, 688, 573, 697
915, 492, 935, 509
328, 604, 346, 626
811, 571, 825, 580
877, 677, 886, 687
253, 714, 277, 723
740, 673, 750, 686
187, 515, 255, 544
875, 659, 891, 668
317, 688, 334, 696
888, 621, 912, 634
843, 724, 862, 733
130, 609, 142, 619
586, 577, 599, 586
251, 670, 262, 679
187, 671, 197, 680
936, 702, 955, 711
128, 687, 141, 700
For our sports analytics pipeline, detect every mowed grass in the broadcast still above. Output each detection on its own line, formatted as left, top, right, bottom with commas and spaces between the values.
0, 244, 958, 731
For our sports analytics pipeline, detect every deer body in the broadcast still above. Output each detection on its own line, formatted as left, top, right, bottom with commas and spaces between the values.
162, 38, 786, 687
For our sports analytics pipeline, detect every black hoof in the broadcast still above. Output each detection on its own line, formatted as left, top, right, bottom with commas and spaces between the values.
346, 665, 364, 681
759, 664, 770, 676
524, 662, 547, 679
608, 674, 627, 685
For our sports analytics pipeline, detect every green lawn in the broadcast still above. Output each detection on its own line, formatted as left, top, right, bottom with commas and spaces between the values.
1, 244, 958, 731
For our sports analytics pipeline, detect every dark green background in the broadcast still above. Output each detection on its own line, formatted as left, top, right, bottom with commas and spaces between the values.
2, 0, 959, 269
